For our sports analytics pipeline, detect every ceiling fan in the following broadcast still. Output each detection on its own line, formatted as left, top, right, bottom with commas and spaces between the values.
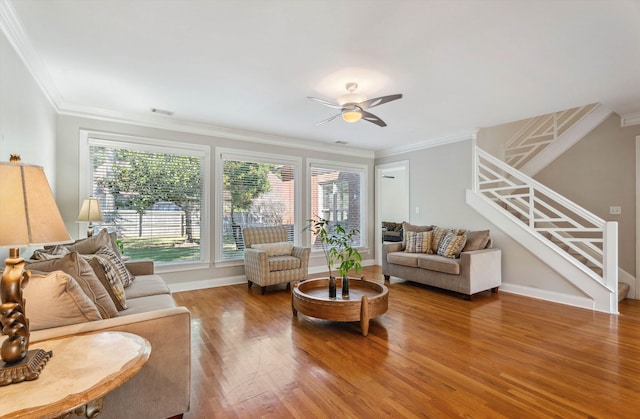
308, 82, 402, 127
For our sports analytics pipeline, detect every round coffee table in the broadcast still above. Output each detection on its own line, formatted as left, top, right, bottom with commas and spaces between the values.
292, 277, 389, 336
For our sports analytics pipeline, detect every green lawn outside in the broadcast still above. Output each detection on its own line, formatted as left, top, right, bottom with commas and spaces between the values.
120, 236, 200, 262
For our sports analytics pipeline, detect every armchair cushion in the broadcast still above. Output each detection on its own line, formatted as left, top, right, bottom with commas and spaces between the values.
252, 242, 294, 257
268, 255, 301, 271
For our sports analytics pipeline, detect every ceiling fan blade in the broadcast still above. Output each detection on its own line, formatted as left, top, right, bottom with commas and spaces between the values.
360, 111, 387, 127
307, 96, 343, 110
358, 93, 403, 110
314, 113, 341, 126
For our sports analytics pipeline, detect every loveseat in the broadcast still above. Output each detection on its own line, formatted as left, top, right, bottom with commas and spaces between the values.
382, 222, 501, 299
22, 229, 191, 419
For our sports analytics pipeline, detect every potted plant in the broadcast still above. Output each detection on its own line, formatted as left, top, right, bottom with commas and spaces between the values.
304, 216, 362, 298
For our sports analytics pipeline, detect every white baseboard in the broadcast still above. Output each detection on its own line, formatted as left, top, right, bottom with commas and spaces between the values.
168, 259, 377, 293
500, 283, 595, 311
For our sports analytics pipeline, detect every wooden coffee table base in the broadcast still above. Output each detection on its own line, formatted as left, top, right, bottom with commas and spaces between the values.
292, 277, 389, 336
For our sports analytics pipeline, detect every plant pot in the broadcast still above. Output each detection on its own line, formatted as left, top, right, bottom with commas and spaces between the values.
341, 275, 349, 298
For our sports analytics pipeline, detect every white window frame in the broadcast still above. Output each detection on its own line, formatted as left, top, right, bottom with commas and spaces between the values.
79, 129, 211, 273
306, 158, 368, 252
215, 147, 302, 267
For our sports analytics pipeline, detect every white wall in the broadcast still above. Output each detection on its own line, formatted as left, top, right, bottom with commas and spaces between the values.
0, 30, 57, 260
375, 139, 585, 298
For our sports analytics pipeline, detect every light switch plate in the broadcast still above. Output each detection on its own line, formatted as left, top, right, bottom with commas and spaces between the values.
610, 206, 622, 215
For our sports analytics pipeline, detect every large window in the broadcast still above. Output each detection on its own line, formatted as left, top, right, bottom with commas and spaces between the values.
309, 161, 366, 250
216, 149, 301, 262
82, 132, 209, 266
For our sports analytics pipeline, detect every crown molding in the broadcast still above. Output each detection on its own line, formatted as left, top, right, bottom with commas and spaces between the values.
57, 101, 376, 159
621, 111, 640, 127
374, 130, 477, 159
0, 0, 62, 109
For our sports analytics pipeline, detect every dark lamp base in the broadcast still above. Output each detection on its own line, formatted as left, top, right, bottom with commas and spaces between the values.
0, 348, 52, 386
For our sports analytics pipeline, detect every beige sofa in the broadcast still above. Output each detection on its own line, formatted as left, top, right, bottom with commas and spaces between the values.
382, 224, 502, 299
25, 252, 190, 418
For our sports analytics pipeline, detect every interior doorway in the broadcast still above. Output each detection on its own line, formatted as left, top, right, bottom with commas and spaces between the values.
375, 161, 409, 264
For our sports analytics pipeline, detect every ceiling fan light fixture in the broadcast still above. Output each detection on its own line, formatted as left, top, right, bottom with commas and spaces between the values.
342, 110, 362, 123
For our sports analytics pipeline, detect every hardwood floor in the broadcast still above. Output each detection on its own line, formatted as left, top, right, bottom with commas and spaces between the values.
172, 266, 640, 418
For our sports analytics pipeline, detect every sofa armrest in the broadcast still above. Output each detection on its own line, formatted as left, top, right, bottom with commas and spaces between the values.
382, 242, 404, 275
30, 307, 191, 419
125, 259, 155, 275
460, 248, 502, 294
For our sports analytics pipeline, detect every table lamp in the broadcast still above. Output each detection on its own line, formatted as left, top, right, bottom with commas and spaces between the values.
76, 197, 103, 237
0, 154, 71, 386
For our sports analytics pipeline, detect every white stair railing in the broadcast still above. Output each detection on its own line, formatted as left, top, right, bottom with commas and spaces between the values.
473, 147, 617, 291
503, 104, 598, 170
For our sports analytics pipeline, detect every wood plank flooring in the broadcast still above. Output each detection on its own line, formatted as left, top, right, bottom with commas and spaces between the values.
172, 267, 640, 418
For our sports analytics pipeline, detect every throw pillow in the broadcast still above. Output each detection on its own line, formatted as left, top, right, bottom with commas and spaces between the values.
23, 270, 102, 331
462, 230, 491, 252
401, 222, 432, 249
404, 230, 433, 254
251, 242, 294, 257
30, 245, 70, 260
86, 253, 129, 311
62, 228, 122, 259
436, 231, 468, 259
431, 226, 467, 254
26, 252, 118, 319
95, 246, 135, 287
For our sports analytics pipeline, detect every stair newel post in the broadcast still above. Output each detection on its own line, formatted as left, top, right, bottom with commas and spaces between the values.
528, 186, 535, 229
603, 221, 619, 292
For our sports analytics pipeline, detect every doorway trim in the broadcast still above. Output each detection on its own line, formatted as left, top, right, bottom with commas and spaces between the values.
375, 160, 410, 264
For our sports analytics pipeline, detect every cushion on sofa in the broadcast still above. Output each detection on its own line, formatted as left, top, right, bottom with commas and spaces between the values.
252, 242, 294, 257
268, 255, 301, 271
462, 230, 491, 252
404, 230, 432, 253
26, 252, 119, 319
56, 228, 122, 258
402, 222, 432, 249
431, 226, 466, 253
24, 270, 102, 330
87, 256, 128, 311
120, 293, 177, 316
437, 231, 468, 258
94, 246, 135, 287
125, 275, 171, 299
387, 252, 420, 268
417, 254, 462, 275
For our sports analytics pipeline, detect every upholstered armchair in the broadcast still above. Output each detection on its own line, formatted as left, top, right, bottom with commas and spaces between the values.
242, 226, 310, 295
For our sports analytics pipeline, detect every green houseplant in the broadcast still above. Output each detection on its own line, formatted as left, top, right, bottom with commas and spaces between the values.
304, 216, 362, 298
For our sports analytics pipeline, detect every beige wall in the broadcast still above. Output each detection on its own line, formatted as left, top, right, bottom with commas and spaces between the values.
0, 30, 57, 260
535, 114, 640, 275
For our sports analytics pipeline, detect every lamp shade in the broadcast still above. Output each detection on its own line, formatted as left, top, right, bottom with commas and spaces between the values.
76, 198, 104, 223
0, 161, 71, 247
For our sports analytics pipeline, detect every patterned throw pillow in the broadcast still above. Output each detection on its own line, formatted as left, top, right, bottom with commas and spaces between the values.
436, 232, 468, 258
431, 226, 467, 254
31, 245, 70, 260
94, 246, 135, 287
87, 255, 128, 311
404, 230, 433, 253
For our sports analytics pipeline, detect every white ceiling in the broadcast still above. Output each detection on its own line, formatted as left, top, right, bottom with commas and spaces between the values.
4, 0, 640, 154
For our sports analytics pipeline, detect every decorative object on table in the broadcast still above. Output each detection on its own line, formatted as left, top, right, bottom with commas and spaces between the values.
304, 216, 362, 299
0, 154, 71, 386
76, 197, 103, 238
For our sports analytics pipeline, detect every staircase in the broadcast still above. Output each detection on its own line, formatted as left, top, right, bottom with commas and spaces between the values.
467, 147, 620, 313
503, 103, 612, 176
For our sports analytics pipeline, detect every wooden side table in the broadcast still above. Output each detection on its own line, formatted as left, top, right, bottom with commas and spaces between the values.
0, 331, 151, 419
